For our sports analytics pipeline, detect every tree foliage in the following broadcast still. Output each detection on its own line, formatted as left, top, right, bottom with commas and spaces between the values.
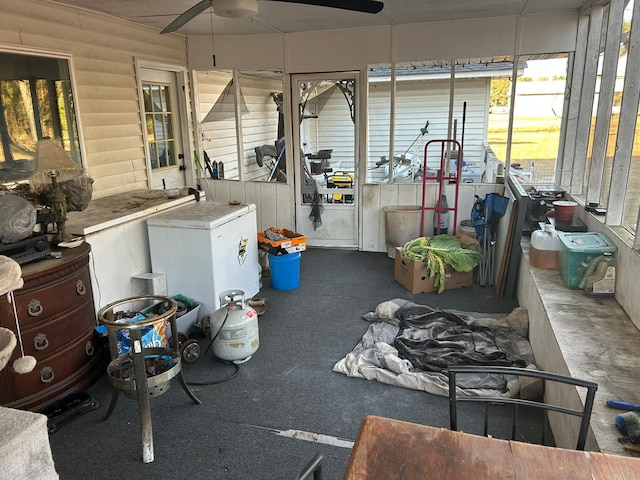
490, 78, 510, 107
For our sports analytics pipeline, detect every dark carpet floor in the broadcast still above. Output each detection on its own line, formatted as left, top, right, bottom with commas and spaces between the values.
48, 247, 528, 479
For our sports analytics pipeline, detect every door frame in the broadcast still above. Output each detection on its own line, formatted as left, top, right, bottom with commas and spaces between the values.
291, 71, 360, 248
135, 59, 196, 190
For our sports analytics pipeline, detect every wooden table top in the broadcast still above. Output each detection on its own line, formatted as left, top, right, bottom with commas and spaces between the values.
343, 416, 640, 480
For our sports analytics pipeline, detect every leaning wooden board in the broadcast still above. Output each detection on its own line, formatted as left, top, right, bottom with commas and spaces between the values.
344, 416, 640, 480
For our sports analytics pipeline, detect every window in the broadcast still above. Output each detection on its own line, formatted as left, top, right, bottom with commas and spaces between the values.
367, 63, 391, 183
143, 83, 176, 170
509, 57, 568, 184
196, 69, 284, 182
0, 50, 81, 182
366, 57, 568, 185
574, 0, 640, 239
619, 0, 639, 235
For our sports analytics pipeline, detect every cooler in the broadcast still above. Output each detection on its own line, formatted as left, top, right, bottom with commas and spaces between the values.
147, 202, 260, 319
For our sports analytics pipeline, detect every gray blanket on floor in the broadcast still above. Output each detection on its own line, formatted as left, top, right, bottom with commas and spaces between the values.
332, 299, 537, 398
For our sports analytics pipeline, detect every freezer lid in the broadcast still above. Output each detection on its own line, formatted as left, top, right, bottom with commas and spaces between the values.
147, 201, 256, 230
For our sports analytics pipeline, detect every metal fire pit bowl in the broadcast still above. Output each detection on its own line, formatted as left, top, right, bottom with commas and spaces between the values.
107, 347, 181, 400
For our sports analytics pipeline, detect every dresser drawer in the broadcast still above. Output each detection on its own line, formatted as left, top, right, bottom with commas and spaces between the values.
11, 329, 100, 399
12, 267, 92, 329
20, 299, 96, 360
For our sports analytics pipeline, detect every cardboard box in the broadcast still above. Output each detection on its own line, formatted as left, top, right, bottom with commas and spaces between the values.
258, 228, 307, 256
394, 246, 474, 294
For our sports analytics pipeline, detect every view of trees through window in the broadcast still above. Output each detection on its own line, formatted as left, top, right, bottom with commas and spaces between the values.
0, 51, 81, 182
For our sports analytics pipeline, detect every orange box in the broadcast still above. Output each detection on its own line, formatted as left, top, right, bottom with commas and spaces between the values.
394, 247, 473, 294
258, 228, 307, 256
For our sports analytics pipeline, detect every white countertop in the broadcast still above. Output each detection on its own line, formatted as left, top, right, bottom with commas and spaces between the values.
66, 189, 202, 235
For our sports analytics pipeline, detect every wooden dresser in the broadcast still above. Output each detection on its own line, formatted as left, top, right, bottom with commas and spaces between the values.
0, 243, 104, 411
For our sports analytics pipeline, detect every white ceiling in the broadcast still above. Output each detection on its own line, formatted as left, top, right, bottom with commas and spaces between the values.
52, 0, 596, 36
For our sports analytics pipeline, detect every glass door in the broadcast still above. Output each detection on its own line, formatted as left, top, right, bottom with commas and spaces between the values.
139, 67, 186, 190
292, 73, 358, 247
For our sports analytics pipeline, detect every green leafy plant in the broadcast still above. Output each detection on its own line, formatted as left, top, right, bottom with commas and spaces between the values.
401, 235, 483, 293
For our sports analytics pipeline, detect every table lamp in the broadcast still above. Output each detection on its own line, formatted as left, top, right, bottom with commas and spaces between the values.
29, 138, 83, 245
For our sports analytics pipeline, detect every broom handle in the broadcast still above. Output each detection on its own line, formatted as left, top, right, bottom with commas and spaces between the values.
461, 101, 467, 152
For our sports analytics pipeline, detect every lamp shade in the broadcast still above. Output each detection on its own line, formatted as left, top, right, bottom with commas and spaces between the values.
29, 138, 83, 189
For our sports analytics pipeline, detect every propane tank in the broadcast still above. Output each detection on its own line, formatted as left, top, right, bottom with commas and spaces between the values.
210, 290, 259, 364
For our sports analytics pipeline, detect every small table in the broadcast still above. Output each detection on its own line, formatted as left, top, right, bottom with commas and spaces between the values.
343, 416, 640, 479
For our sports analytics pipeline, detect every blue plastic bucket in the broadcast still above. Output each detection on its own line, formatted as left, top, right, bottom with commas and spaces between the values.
268, 252, 301, 291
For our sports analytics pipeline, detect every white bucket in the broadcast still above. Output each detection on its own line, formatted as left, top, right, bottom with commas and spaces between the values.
383, 205, 422, 258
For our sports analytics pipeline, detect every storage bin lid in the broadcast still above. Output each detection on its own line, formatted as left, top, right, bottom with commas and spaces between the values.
557, 231, 616, 253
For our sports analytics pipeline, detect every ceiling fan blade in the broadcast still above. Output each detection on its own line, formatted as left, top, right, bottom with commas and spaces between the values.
161, 0, 214, 34
265, 0, 383, 14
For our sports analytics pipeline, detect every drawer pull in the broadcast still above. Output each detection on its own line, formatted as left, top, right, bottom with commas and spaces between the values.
85, 341, 95, 356
76, 280, 86, 296
28, 299, 43, 317
34, 333, 49, 351
40, 367, 55, 384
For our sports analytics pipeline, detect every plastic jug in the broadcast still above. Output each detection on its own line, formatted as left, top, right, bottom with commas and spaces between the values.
582, 252, 616, 297
530, 224, 560, 269
433, 194, 449, 235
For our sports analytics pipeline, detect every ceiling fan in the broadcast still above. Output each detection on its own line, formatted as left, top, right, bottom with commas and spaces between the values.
160, 0, 384, 34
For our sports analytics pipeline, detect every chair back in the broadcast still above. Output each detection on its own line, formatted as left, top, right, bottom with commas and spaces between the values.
447, 365, 598, 450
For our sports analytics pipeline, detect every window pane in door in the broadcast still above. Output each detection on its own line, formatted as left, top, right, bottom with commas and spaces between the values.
159, 85, 169, 112
158, 142, 167, 168
151, 85, 162, 111
166, 142, 175, 168
150, 143, 158, 169
146, 114, 154, 140
164, 114, 173, 140
143, 81, 176, 171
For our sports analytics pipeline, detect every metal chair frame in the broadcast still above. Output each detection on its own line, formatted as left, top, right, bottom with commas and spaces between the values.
295, 453, 323, 480
448, 365, 598, 450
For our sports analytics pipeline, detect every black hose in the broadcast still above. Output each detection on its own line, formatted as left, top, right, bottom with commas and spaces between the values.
185, 308, 240, 385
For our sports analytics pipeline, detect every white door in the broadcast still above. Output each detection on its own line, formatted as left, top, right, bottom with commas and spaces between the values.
292, 73, 359, 247
139, 67, 187, 189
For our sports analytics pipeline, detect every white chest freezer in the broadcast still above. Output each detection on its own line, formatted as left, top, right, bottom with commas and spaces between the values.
147, 201, 260, 319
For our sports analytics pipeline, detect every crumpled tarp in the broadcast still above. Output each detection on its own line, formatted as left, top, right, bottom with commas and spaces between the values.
0, 193, 36, 244
332, 299, 537, 398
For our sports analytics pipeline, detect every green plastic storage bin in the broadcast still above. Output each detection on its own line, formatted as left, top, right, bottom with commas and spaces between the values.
557, 232, 616, 289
